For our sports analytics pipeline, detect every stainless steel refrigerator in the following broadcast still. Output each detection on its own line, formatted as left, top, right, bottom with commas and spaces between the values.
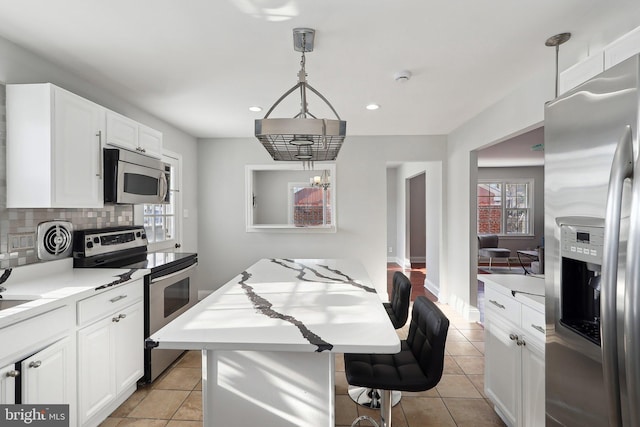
545, 54, 640, 426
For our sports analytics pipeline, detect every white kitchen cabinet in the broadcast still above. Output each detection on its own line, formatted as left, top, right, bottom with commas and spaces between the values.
77, 280, 143, 427
484, 279, 545, 427
21, 337, 73, 405
6, 83, 106, 208
0, 363, 17, 404
106, 110, 163, 159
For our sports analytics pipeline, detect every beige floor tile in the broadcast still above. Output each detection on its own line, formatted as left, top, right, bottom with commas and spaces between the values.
194, 380, 201, 391
402, 388, 439, 398
99, 417, 124, 427
174, 351, 201, 369
460, 329, 485, 341
446, 341, 483, 356
443, 355, 464, 375
335, 353, 345, 371
166, 421, 202, 427
435, 375, 483, 399
115, 419, 168, 427
446, 329, 469, 342
335, 371, 349, 395
172, 391, 202, 421
335, 394, 359, 426
451, 319, 484, 330
472, 341, 485, 354
110, 388, 150, 418
128, 389, 190, 419
443, 397, 506, 426
153, 368, 201, 391
402, 397, 456, 427
454, 355, 485, 375
468, 374, 487, 398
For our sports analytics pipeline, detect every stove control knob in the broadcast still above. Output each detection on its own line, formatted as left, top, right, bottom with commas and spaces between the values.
86, 242, 93, 249
141, 233, 147, 240
136, 231, 141, 237
93, 237, 100, 244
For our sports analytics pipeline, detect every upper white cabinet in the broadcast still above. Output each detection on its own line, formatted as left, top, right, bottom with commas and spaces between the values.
7, 83, 106, 208
558, 53, 604, 96
106, 111, 163, 159
604, 25, 640, 69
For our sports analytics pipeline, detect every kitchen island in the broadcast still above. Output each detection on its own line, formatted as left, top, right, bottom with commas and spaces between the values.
148, 258, 400, 427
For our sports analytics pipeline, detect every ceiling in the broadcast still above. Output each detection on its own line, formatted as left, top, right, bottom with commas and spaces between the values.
0, 1, 639, 139
477, 127, 545, 168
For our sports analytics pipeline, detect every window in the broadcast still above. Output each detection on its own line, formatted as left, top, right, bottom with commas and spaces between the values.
478, 180, 533, 235
288, 183, 332, 226
137, 152, 181, 250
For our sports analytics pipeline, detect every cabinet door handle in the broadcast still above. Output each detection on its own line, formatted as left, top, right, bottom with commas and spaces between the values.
509, 333, 519, 341
96, 130, 103, 179
118, 313, 127, 320
489, 299, 505, 309
6, 370, 20, 377
28, 361, 42, 369
110, 295, 127, 303
112, 316, 120, 322
517, 339, 526, 346
531, 324, 545, 335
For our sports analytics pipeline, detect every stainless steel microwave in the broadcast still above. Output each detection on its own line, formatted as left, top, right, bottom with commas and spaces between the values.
103, 148, 170, 204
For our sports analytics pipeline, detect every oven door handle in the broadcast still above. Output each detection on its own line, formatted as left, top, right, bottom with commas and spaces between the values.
150, 262, 197, 284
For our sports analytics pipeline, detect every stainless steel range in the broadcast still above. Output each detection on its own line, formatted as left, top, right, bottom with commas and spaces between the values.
73, 226, 198, 383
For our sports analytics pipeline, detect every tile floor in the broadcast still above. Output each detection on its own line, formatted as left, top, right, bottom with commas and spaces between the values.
101, 264, 506, 427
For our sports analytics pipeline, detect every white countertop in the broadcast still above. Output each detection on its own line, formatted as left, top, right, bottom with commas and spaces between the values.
150, 258, 401, 354
0, 258, 148, 329
479, 273, 545, 311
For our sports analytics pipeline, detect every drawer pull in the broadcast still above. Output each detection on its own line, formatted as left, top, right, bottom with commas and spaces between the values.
489, 299, 505, 309
28, 361, 42, 369
110, 295, 127, 303
531, 324, 545, 335
6, 370, 20, 378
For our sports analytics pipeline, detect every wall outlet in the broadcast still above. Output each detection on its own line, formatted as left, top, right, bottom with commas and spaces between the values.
388, 246, 393, 253
8, 233, 36, 250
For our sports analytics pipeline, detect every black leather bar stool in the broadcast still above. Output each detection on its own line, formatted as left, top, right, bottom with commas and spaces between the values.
348, 271, 412, 408
344, 296, 449, 427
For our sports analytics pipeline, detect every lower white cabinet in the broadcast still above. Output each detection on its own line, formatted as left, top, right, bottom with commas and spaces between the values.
21, 337, 73, 405
77, 282, 143, 426
0, 363, 18, 404
484, 280, 545, 427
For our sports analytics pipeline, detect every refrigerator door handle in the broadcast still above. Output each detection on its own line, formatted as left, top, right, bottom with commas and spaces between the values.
626, 126, 640, 427
602, 125, 634, 427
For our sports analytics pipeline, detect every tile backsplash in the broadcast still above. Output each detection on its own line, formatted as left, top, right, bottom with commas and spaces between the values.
0, 84, 133, 268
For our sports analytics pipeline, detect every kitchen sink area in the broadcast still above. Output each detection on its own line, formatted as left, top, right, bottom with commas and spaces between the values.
0, 298, 37, 310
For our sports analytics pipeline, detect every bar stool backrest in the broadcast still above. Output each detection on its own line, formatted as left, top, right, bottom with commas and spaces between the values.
389, 272, 412, 329
406, 296, 450, 390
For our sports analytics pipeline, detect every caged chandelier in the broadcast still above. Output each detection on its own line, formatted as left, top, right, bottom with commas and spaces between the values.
254, 28, 347, 167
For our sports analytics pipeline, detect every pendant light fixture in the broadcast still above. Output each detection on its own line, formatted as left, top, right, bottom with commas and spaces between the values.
255, 28, 347, 168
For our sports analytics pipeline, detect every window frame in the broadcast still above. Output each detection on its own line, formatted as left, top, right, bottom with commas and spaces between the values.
477, 178, 534, 237
134, 150, 182, 251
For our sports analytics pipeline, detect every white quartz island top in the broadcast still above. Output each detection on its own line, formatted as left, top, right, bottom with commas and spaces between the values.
150, 258, 401, 353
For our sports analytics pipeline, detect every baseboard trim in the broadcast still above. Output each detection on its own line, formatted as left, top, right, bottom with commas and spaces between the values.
447, 292, 481, 323
424, 277, 440, 298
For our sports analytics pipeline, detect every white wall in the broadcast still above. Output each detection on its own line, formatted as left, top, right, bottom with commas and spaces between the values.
197, 135, 446, 298
446, 70, 552, 320
386, 167, 398, 261
391, 162, 443, 297
0, 35, 199, 253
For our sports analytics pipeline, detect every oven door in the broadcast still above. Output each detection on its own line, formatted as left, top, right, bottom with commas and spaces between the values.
148, 262, 198, 335
116, 160, 168, 205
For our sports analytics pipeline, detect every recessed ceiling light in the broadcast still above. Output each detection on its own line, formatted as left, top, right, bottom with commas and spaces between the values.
249, 106, 263, 112
366, 104, 380, 110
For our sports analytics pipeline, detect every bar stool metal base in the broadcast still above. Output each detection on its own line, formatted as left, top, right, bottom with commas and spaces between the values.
348, 386, 401, 408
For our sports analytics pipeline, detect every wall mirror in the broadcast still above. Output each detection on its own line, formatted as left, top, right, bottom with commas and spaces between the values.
246, 164, 336, 232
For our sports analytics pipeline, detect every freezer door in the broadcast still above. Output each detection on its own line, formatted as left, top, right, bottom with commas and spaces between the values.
544, 55, 640, 426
